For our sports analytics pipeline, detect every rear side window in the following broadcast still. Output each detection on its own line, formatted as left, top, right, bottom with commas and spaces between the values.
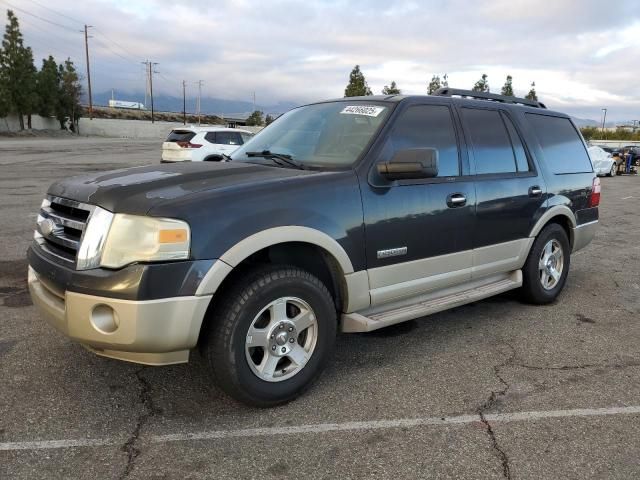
166, 130, 195, 142
526, 114, 592, 174
385, 105, 460, 177
206, 131, 243, 145
503, 115, 530, 172
240, 132, 253, 143
461, 108, 516, 175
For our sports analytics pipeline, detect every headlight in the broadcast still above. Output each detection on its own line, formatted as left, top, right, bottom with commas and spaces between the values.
76, 207, 114, 270
77, 208, 190, 270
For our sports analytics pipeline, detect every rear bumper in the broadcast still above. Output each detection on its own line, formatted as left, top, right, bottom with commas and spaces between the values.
572, 220, 597, 252
28, 266, 212, 365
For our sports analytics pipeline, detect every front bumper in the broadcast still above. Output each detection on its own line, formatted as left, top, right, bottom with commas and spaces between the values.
27, 255, 213, 365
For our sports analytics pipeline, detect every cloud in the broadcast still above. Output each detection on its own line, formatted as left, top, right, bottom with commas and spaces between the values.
9, 0, 640, 120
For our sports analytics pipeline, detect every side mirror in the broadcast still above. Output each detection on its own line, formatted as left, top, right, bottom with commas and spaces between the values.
377, 148, 439, 180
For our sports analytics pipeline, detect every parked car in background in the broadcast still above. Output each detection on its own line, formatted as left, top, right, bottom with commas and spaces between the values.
622, 146, 640, 165
161, 126, 254, 162
599, 146, 616, 154
588, 145, 618, 176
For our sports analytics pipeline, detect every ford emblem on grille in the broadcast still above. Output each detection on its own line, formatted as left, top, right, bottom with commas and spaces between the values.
39, 218, 58, 236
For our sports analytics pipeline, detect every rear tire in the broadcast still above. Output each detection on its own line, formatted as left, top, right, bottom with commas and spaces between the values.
520, 223, 571, 304
608, 162, 616, 177
202, 265, 336, 407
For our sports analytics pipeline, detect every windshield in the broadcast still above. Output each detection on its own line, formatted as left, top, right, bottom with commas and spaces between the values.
232, 102, 391, 168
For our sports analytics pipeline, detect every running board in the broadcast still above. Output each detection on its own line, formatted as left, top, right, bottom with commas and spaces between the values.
341, 270, 522, 333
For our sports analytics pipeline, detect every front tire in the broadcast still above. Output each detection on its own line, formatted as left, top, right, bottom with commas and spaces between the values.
520, 223, 571, 304
203, 266, 336, 407
608, 162, 616, 177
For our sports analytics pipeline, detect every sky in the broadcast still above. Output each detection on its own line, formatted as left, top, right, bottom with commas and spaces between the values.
5, 0, 640, 121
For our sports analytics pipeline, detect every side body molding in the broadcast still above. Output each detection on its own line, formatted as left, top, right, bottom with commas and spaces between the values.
195, 227, 369, 312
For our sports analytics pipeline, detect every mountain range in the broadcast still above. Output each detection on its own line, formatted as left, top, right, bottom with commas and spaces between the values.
93, 91, 298, 117
94, 91, 618, 127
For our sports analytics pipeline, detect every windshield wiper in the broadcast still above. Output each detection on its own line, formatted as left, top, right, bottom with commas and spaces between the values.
245, 150, 306, 170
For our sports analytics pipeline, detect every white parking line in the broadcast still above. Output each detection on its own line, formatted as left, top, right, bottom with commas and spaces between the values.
2, 405, 640, 451
621, 196, 634, 200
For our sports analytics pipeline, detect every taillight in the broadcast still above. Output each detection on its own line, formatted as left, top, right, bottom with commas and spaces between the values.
588, 177, 601, 207
176, 141, 202, 148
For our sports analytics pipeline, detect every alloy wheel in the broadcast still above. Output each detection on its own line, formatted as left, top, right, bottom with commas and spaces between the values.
538, 239, 564, 290
245, 297, 318, 382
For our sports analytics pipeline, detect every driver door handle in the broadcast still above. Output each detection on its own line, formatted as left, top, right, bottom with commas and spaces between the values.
447, 193, 467, 208
529, 186, 543, 197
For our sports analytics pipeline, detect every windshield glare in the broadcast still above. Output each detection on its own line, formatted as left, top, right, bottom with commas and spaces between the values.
232, 102, 390, 168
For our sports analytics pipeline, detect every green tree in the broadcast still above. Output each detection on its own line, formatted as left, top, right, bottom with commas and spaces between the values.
381, 80, 400, 95
442, 73, 449, 88
344, 65, 372, 97
36, 55, 59, 117
265, 113, 274, 126
580, 126, 600, 141
501, 75, 514, 96
246, 110, 264, 126
427, 75, 441, 94
0, 73, 8, 117
55, 58, 82, 131
525, 82, 538, 101
472, 73, 489, 92
0, 10, 39, 130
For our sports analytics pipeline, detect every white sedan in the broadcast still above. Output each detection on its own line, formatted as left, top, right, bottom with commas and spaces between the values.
161, 126, 254, 162
588, 146, 617, 177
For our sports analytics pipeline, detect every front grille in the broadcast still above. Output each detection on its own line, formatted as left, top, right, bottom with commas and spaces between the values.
35, 196, 94, 265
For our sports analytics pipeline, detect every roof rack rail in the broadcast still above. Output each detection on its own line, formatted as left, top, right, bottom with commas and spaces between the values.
433, 88, 547, 109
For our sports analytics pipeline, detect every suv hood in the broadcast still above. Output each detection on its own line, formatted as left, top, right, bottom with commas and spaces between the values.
47, 161, 315, 215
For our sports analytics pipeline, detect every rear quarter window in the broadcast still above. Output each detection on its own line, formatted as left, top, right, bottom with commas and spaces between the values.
213, 132, 242, 145
166, 130, 196, 142
526, 114, 592, 174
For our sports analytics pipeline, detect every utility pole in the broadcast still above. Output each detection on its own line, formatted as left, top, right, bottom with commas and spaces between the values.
601, 108, 607, 139
143, 64, 149, 108
195, 80, 203, 126
182, 80, 186, 125
83, 25, 93, 119
252, 91, 256, 112
142, 61, 158, 123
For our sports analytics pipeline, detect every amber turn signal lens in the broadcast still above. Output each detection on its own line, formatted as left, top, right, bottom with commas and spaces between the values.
158, 229, 188, 243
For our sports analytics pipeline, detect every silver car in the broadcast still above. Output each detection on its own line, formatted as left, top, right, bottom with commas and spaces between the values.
588, 145, 617, 177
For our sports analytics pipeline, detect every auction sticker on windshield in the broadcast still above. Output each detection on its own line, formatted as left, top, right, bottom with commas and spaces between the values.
340, 105, 386, 117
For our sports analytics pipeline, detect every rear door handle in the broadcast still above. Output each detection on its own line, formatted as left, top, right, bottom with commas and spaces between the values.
529, 186, 543, 197
447, 193, 467, 208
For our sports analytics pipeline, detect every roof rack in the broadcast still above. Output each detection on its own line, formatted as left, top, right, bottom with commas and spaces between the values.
433, 88, 546, 109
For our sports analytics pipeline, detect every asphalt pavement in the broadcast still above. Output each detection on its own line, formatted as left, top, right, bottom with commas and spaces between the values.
1, 136, 639, 479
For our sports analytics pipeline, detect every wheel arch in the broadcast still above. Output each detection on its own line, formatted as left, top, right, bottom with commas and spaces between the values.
529, 205, 576, 249
195, 227, 362, 317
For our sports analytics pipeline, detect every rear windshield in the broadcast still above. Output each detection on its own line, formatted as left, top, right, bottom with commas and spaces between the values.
166, 130, 196, 142
526, 114, 592, 174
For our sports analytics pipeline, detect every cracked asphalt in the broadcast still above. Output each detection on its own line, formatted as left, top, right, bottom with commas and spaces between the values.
1, 137, 639, 479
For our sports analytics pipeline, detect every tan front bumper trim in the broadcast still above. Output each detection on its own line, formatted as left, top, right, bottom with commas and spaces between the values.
28, 266, 212, 365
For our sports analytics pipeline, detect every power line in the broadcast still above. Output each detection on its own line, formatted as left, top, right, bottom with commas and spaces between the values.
17, 14, 84, 58
24, 0, 84, 25
0, 0, 78, 33
92, 27, 141, 64
91, 35, 140, 66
